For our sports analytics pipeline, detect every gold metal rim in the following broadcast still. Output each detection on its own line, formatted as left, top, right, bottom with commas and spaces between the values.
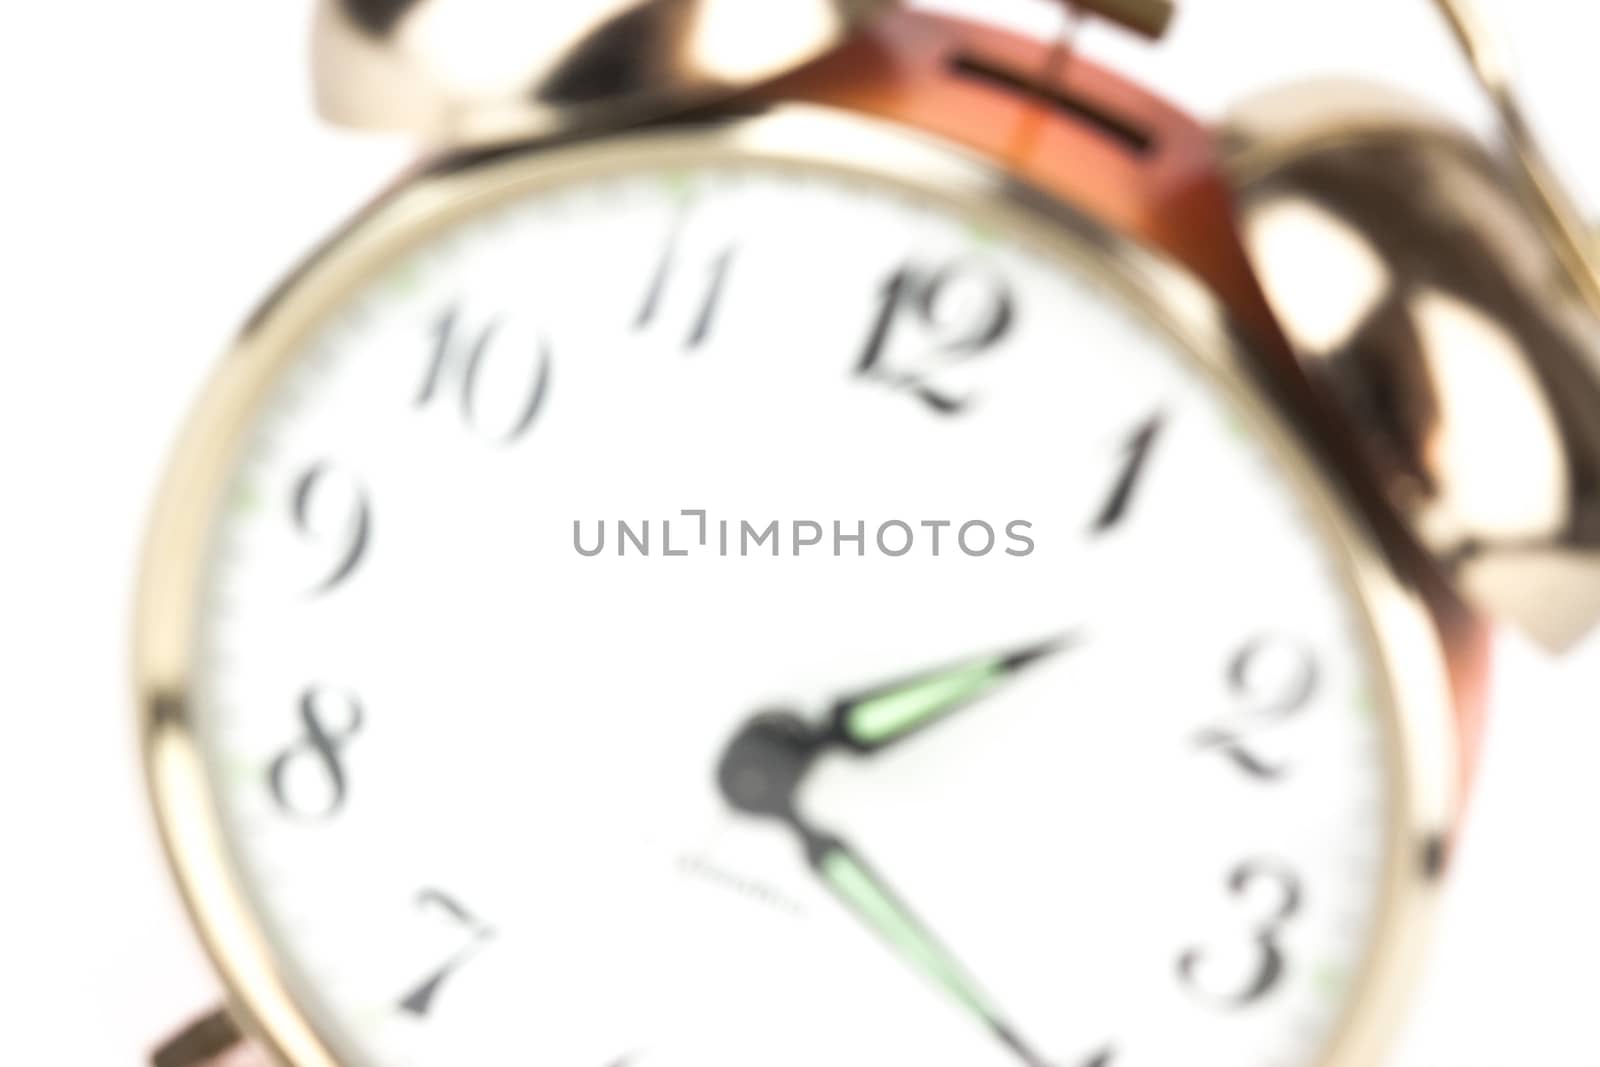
1431, 0, 1600, 312
137, 103, 1461, 1067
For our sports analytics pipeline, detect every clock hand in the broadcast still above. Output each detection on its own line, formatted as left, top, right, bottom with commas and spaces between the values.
716, 716, 1054, 1067
825, 633, 1079, 753
803, 827, 1053, 1067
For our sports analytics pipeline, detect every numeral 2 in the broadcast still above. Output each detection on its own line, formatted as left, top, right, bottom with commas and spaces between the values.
1193, 635, 1319, 781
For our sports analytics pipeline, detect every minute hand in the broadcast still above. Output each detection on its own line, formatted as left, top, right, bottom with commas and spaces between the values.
804, 828, 1053, 1067
824, 634, 1078, 753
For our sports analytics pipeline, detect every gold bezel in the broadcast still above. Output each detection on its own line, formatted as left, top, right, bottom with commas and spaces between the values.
137, 104, 1460, 1067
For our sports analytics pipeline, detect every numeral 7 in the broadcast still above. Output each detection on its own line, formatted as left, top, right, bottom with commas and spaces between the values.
397, 888, 496, 1017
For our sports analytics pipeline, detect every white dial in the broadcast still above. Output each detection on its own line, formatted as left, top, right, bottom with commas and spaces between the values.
186, 151, 1406, 1067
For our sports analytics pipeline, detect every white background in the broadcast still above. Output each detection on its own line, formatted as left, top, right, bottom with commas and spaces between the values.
2, 1, 1598, 1064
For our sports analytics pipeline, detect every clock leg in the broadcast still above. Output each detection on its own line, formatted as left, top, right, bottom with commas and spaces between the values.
152, 1005, 269, 1067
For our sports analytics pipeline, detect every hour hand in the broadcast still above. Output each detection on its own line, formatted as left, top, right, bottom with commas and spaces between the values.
823, 633, 1079, 753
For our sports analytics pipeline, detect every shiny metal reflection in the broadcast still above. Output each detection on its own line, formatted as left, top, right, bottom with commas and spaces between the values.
1432, 0, 1600, 315
312, 0, 895, 144
1225, 82, 1600, 649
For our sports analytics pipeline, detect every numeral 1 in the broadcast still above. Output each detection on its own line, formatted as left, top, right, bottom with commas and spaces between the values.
1091, 411, 1164, 533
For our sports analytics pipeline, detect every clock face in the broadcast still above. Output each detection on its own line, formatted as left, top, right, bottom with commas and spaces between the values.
182, 147, 1409, 1067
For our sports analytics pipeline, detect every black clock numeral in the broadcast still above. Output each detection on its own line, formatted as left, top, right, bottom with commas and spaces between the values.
856, 262, 1015, 414
267, 687, 365, 820
291, 461, 371, 595
635, 217, 737, 351
1077, 1045, 1116, 1066
398, 888, 496, 1017
418, 306, 551, 444
1178, 859, 1303, 1009
1193, 635, 1319, 781
1091, 411, 1164, 533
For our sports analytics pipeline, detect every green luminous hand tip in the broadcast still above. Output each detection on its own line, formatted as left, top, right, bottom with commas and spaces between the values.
816, 839, 999, 1022
813, 836, 1052, 1067
831, 634, 1076, 751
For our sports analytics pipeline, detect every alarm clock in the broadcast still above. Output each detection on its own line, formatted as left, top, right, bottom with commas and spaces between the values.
141, 3, 1600, 1065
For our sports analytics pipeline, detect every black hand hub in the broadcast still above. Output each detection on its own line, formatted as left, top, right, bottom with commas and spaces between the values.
716, 711, 818, 821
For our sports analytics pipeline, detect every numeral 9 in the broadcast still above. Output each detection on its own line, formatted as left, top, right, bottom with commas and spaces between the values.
291, 462, 372, 596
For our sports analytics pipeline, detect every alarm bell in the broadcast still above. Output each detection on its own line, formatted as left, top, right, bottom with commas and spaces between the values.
311, 0, 896, 143
1222, 0, 1600, 651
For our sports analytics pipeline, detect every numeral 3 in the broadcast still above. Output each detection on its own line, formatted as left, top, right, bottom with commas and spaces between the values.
1178, 860, 1303, 1008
